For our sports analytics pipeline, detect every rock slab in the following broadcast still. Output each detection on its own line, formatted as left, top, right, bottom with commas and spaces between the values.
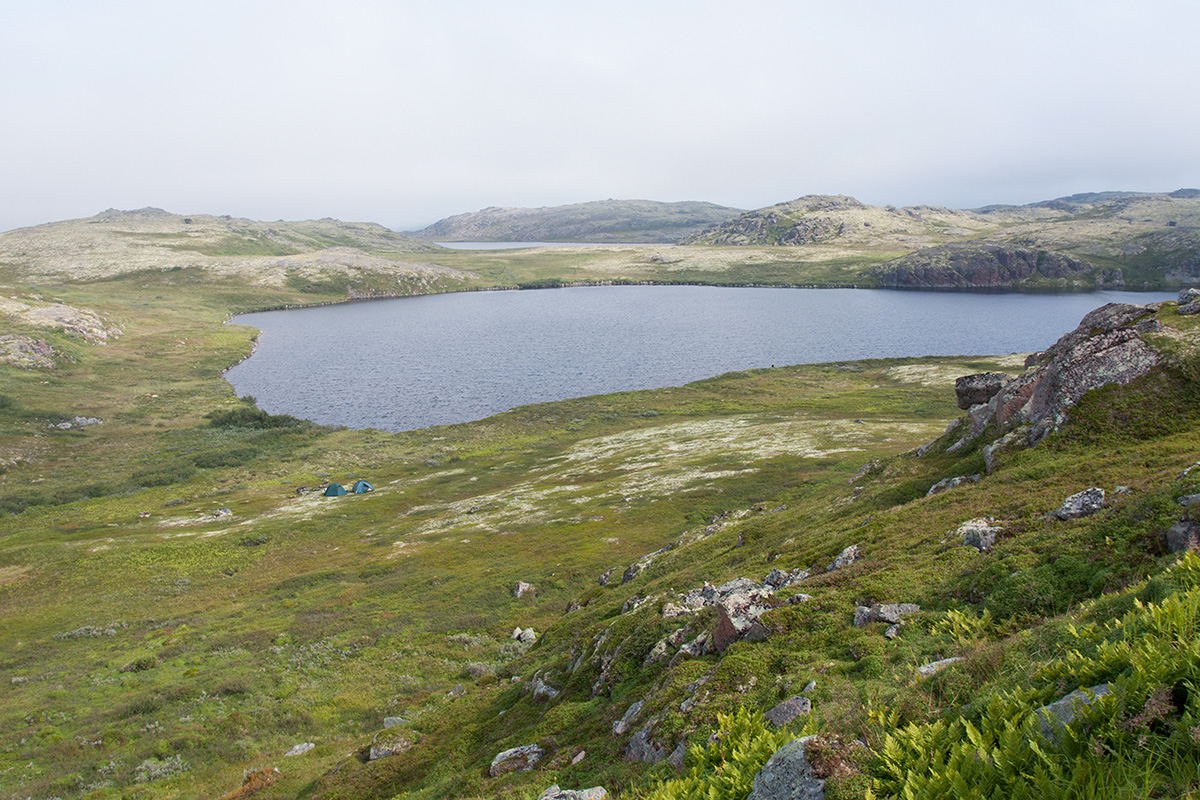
746, 736, 826, 800
1053, 488, 1105, 519
764, 696, 813, 727
490, 744, 545, 776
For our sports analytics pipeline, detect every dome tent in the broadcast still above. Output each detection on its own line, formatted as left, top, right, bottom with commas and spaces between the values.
351, 480, 373, 494
323, 483, 348, 497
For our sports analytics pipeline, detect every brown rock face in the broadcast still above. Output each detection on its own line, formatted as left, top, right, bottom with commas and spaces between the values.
877, 244, 1093, 288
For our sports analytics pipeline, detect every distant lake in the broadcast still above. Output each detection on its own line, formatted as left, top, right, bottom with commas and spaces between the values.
225, 286, 1174, 432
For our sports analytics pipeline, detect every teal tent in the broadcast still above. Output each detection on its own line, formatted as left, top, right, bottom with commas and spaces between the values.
323, 483, 348, 496
351, 480, 373, 494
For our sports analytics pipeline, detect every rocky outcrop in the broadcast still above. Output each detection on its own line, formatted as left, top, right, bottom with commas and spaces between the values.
490, 744, 544, 776
284, 742, 314, 757
685, 196, 863, 246
938, 303, 1161, 464
1179, 287, 1200, 315
876, 244, 1094, 288
955, 373, 1009, 409
0, 335, 56, 368
746, 736, 826, 800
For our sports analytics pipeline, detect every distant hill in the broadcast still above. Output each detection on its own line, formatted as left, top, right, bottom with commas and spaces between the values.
684, 190, 1200, 288
0, 208, 465, 291
410, 199, 745, 243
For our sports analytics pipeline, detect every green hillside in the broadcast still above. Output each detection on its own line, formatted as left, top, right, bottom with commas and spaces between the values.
1, 210, 1200, 800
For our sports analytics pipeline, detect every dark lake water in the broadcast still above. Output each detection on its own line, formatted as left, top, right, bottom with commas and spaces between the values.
225, 286, 1173, 432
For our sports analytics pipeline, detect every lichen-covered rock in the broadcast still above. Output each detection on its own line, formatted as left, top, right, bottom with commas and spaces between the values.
626, 727, 667, 763
0, 335, 56, 368
1035, 684, 1110, 740
955, 372, 1010, 410
539, 785, 608, 800
490, 744, 544, 776
927, 474, 980, 496
746, 736, 825, 800
826, 545, 861, 572
1053, 488, 1105, 520
612, 700, 644, 735
284, 742, 314, 757
1165, 521, 1200, 552
917, 657, 963, 678
957, 518, 1004, 551
368, 732, 413, 761
514, 581, 536, 598
854, 603, 920, 627
764, 696, 813, 727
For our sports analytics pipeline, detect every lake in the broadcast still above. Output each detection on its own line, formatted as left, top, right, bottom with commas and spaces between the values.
225, 286, 1174, 432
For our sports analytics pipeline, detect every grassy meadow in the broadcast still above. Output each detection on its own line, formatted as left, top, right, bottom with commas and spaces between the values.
1, 245, 1199, 799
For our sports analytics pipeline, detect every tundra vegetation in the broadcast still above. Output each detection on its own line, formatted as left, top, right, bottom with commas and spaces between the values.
0, 205, 1199, 800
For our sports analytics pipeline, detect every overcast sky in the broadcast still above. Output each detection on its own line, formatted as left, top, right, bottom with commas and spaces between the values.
3, 1, 1198, 232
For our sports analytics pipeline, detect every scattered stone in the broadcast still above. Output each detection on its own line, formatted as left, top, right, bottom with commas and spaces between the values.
884, 624, 901, 639
803, 681, 817, 693
571, 750, 586, 765
955, 372, 1010, 410
448, 683, 464, 697
1035, 684, 1110, 741
598, 568, 615, 586
712, 593, 774, 653
764, 696, 813, 727
383, 716, 407, 729
1178, 494, 1200, 506
1114, 485, 1132, 494
853, 603, 920, 627
957, 517, 1004, 552
284, 742, 314, 757
368, 731, 413, 761
787, 593, 813, 605
763, 567, 809, 590
539, 785, 608, 800
1165, 521, 1200, 553
490, 744, 545, 776
613, 700, 645, 735
514, 581, 536, 598
746, 736, 825, 800
516, 627, 537, 644
848, 460, 881, 484
1053, 488, 1105, 520
212, 508, 233, 519
825, 545, 861, 572
926, 474, 981, 497
917, 657, 964, 678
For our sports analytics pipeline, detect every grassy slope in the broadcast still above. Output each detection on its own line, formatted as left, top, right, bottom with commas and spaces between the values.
0, 245, 1198, 799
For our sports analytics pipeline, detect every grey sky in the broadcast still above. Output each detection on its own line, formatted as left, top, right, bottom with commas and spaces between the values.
3, 1, 1198, 233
